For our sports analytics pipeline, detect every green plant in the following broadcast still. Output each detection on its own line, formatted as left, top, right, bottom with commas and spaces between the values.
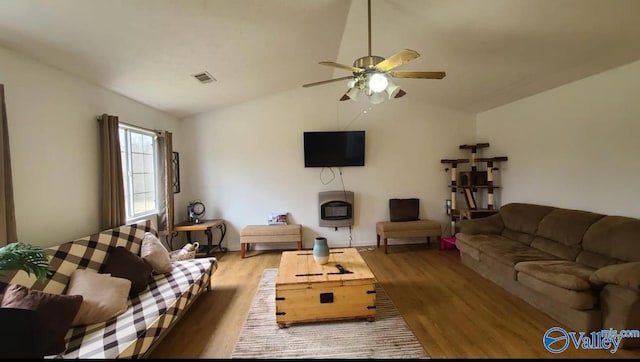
0, 242, 51, 281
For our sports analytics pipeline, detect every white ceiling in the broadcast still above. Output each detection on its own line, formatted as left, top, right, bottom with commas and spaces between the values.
2, 0, 640, 119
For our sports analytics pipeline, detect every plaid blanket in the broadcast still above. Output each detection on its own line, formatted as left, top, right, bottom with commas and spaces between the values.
1, 221, 217, 359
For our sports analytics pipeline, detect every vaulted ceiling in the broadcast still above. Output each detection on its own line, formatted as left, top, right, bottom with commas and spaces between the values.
2, 0, 640, 119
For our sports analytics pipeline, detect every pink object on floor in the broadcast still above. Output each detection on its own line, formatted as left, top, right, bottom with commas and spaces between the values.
440, 236, 457, 250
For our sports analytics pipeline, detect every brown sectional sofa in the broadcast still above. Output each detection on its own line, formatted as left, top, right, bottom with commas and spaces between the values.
455, 203, 640, 348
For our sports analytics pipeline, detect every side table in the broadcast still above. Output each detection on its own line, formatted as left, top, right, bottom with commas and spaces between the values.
168, 219, 227, 257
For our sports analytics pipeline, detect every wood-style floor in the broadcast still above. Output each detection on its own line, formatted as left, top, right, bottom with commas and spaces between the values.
149, 243, 640, 359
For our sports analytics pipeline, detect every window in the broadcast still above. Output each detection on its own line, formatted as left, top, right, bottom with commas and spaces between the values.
119, 125, 157, 219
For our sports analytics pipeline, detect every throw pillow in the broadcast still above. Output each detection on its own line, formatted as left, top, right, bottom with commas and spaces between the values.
140, 232, 173, 274
101, 246, 153, 296
66, 269, 131, 326
268, 212, 288, 225
589, 262, 640, 291
0, 283, 83, 356
389, 198, 420, 222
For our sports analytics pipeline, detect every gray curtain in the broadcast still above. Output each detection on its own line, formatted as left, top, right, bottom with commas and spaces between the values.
0, 84, 17, 246
155, 130, 174, 236
99, 114, 126, 230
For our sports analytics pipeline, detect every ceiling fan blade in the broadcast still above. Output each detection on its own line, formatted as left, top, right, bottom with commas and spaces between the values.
374, 49, 420, 71
302, 75, 353, 88
319, 61, 363, 73
394, 89, 407, 98
389, 71, 446, 79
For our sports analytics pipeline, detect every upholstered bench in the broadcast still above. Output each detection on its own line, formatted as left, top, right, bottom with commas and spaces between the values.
240, 224, 303, 258
376, 219, 442, 254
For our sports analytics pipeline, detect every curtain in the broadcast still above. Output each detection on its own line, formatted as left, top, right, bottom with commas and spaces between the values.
156, 130, 174, 236
98, 114, 126, 230
0, 84, 17, 246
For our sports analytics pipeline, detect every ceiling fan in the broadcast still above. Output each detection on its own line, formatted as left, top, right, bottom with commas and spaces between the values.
302, 0, 446, 104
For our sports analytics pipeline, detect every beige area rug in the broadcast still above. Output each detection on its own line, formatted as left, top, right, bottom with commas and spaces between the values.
231, 268, 429, 359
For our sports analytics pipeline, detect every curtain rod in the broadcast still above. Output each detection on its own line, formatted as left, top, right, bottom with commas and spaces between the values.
96, 116, 159, 135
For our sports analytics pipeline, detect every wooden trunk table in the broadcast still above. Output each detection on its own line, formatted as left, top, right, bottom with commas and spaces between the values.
275, 248, 376, 328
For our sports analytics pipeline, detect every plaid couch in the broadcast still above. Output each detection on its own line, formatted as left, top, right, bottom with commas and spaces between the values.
1, 220, 217, 358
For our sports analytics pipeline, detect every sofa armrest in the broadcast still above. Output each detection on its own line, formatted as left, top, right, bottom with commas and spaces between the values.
458, 213, 504, 235
589, 262, 640, 291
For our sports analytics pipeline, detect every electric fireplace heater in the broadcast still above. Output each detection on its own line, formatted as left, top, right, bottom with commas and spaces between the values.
319, 191, 354, 227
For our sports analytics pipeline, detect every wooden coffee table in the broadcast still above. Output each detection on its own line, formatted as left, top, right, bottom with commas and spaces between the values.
275, 248, 376, 328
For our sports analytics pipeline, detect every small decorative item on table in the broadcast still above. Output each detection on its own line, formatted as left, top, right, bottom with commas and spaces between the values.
268, 212, 288, 225
313, 237, 329, 264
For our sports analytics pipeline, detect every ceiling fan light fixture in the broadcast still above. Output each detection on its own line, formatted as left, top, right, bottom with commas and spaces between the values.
346, 86, 361, 100
385, 80, 401, 99
368, 72, 388, 93
369, 91, 386, 104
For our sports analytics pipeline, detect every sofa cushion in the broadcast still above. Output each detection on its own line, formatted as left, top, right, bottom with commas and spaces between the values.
536, 208, 604, 246
477, 240, 560, 267
1, 284, 83, 355
456, 233, 511, 249
576, 250, 619, 269
499, 203, 555, 235
500, 229, 536, 245
389, 198, 419, 222
589, 262, 640, 291
581, 216, 640, 263
455, 233, 510, 261
517, 272, 597, 310
478, 252, 521, 280
515, 260, 596, 291
458, 213, 504, 235
530, 236, 582, 261
101, 246, 153, 296
141, 232, 173, 274
66, 269, 131, 326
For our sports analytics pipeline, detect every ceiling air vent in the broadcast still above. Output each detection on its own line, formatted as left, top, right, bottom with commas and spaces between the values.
192, 71, 216, 84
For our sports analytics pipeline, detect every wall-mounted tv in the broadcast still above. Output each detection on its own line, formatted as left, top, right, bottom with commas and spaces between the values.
304, 130, 365, 167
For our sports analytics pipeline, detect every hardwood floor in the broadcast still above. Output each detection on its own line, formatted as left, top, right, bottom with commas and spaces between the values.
149, 243, 640, 359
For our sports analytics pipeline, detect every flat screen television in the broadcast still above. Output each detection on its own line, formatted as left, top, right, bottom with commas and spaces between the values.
304, 130, 365, 167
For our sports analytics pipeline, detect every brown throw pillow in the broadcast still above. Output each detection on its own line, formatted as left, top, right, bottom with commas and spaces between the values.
101, 246, 153, 296
389, 198, 420, 222
140, 232, 173, 274
66, 269, 131, 326
0, 284, 83, 356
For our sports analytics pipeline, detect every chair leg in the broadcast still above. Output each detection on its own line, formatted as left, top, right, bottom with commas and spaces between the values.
376, 234, 380, 248
384, 238, 388, 254
241, 243, 245, 259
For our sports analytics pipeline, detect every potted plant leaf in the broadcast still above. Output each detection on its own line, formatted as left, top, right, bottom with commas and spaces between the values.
0, 241, 51, 281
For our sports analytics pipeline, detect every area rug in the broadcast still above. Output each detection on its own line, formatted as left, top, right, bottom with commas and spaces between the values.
231, 268, 429, 359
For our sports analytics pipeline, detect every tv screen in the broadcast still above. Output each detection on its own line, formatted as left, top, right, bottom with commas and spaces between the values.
304, 131, 365, 167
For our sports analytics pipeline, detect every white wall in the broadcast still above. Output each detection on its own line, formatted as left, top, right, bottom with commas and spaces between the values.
181, 82, 476, 251
477, 59, 640, 218
0, 45, 183, 247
